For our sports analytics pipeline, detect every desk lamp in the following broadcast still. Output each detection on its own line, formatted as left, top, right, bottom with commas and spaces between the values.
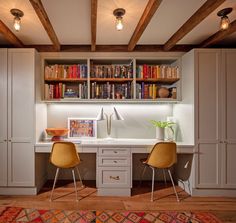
96, 107, 124, 138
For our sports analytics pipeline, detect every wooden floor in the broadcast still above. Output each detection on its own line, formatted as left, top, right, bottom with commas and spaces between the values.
0, 181, 236, 222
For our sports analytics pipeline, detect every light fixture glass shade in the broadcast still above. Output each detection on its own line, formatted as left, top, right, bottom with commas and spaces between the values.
113, 107, 124, 120
13, 16, 21, 31
220, 16, 230, 30
96, 108, 106, 121
116, 17, 123, 31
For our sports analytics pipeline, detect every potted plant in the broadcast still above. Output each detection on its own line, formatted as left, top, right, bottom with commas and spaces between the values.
150, 120, 175, 140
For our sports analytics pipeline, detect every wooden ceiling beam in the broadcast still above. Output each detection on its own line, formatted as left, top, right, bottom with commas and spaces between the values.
200, 20, 236, 47
91, 0, 97, 51
0, 20, 24, 47
29, 0, 60, 51
128, 0, 162, 51
163, 0, 226, 51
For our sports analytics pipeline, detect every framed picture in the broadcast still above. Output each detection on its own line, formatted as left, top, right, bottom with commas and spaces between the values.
68, 118, 97, 139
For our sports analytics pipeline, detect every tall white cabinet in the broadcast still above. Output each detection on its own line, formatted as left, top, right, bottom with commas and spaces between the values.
0, 49, 39, 194
182, 49, 236, 195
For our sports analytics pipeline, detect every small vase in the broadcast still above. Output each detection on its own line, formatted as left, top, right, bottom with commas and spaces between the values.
156, 127, 164, 140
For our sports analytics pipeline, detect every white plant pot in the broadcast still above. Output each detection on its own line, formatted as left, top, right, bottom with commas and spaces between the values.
156, 127, 164, 140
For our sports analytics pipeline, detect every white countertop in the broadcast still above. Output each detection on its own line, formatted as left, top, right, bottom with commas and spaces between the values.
35, 138, 194, 147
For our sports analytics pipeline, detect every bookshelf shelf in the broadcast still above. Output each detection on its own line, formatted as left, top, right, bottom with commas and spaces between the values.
136, 78, 180, 84
42, 57, 181, 102
45, 78, 87, 82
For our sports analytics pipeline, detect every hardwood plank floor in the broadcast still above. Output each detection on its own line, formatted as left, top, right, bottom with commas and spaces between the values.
0, 181, 236, 222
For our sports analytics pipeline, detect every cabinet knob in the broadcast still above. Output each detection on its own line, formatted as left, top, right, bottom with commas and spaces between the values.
219, 141, 223, 143
8, 139, 12, 142
4, 139, 7, 142
113, 151, 118, 153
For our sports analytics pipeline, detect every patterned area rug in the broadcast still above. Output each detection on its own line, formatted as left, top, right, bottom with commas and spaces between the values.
0, 206, 221, 223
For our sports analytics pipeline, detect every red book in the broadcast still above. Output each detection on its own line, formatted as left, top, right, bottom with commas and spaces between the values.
72, 65, 77, 78
143, 64, 148, 79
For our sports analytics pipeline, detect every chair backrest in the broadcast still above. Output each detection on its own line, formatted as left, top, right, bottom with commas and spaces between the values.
50, 142, 80, 168
146, 142, 177, 168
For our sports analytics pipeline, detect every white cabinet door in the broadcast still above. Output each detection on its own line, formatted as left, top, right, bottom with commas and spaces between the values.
222, 50, 236, 188
7, 49, 35, 187
195, 50, 222, 188
0, 49, 8, 186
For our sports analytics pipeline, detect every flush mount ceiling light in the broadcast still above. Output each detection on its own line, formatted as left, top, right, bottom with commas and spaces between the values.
113, 8, 125, 31
10, 8, 24, 32
217, 7, 233, 30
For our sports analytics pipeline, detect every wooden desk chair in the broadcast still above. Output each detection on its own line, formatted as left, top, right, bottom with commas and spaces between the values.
140, 142, 179, 202
49, 141, 84, 201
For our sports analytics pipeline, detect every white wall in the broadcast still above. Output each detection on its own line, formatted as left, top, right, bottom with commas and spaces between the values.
46, 104, 173, 139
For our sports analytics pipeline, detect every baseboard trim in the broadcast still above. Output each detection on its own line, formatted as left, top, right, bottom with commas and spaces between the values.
192, 188, 236, 197
0, 187, 37, 195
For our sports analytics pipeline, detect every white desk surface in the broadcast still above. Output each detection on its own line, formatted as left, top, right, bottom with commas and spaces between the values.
35, 138, 194, 154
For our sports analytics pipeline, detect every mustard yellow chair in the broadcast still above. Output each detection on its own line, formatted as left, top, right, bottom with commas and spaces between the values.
140, 142, 179, 202
49, 141, 83, 201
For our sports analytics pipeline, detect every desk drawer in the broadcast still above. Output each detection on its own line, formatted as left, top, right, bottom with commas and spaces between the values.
98, 147, 130, 156
98, 157, 130, 167
97, 167, 131, 188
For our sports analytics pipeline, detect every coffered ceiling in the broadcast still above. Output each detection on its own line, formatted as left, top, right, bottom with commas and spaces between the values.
0, 0, 235, 52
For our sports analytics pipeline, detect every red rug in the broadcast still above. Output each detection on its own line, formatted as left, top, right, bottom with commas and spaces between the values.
0, 206, 221, 223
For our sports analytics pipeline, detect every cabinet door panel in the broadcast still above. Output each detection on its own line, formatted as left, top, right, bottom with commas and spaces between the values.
223, 143, 236, 188
225, 51, 236, 142
196, 143, 221, 188
8, 50, 34, 141
8, 142, 34, 186
196, 51, 221, 142
0, 49, 8, 186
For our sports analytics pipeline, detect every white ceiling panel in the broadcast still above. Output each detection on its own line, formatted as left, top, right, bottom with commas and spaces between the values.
179, 0, 236, 44
97, 0, 148, 44
0, 0, 51, 44
42, 0, 91, 45
138, 0, 207, 44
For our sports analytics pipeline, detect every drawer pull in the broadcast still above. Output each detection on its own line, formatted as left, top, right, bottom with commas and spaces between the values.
113, 160, 117, 163
113, 151, 118, 153
110, 176, 120, 180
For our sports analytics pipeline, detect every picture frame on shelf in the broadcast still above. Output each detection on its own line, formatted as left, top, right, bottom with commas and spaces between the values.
68, 118, 97, 139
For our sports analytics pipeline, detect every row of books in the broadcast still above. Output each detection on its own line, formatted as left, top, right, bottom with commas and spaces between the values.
136, 83, 177, 99
136, 65, 180, 79
90, 65, 133, 79
90, 82, 133, 99
45, 64, 87, 79
44, 83, 88, 99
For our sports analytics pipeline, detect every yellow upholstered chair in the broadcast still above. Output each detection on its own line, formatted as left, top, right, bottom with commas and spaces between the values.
140, 142, 179, 202
49, 141, 83, 201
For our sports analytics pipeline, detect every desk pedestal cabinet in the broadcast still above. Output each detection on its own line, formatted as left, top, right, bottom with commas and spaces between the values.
97, 147, 131, 196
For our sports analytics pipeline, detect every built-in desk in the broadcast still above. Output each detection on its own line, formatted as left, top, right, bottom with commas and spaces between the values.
35, 139, 194, 196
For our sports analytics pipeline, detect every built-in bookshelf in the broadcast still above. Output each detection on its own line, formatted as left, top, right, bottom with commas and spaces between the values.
43, 57, 181, 102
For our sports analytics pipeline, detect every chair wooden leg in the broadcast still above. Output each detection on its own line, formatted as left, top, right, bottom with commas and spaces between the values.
168, 169, 180, 202
50, 167, 60, 202
76, 166, 84, 187
72, 169, 78, 202
150, 166, 155, 202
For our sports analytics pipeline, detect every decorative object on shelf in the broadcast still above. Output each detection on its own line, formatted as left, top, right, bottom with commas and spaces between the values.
96, 107, 124, 138
68, 118, 97, 139
158, 87, 170, 98
10, 8, 24, 31
45, 128, 69, 141
113, 8, 125, 31
217, 7, 233, 30
150, 120, 175, 140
